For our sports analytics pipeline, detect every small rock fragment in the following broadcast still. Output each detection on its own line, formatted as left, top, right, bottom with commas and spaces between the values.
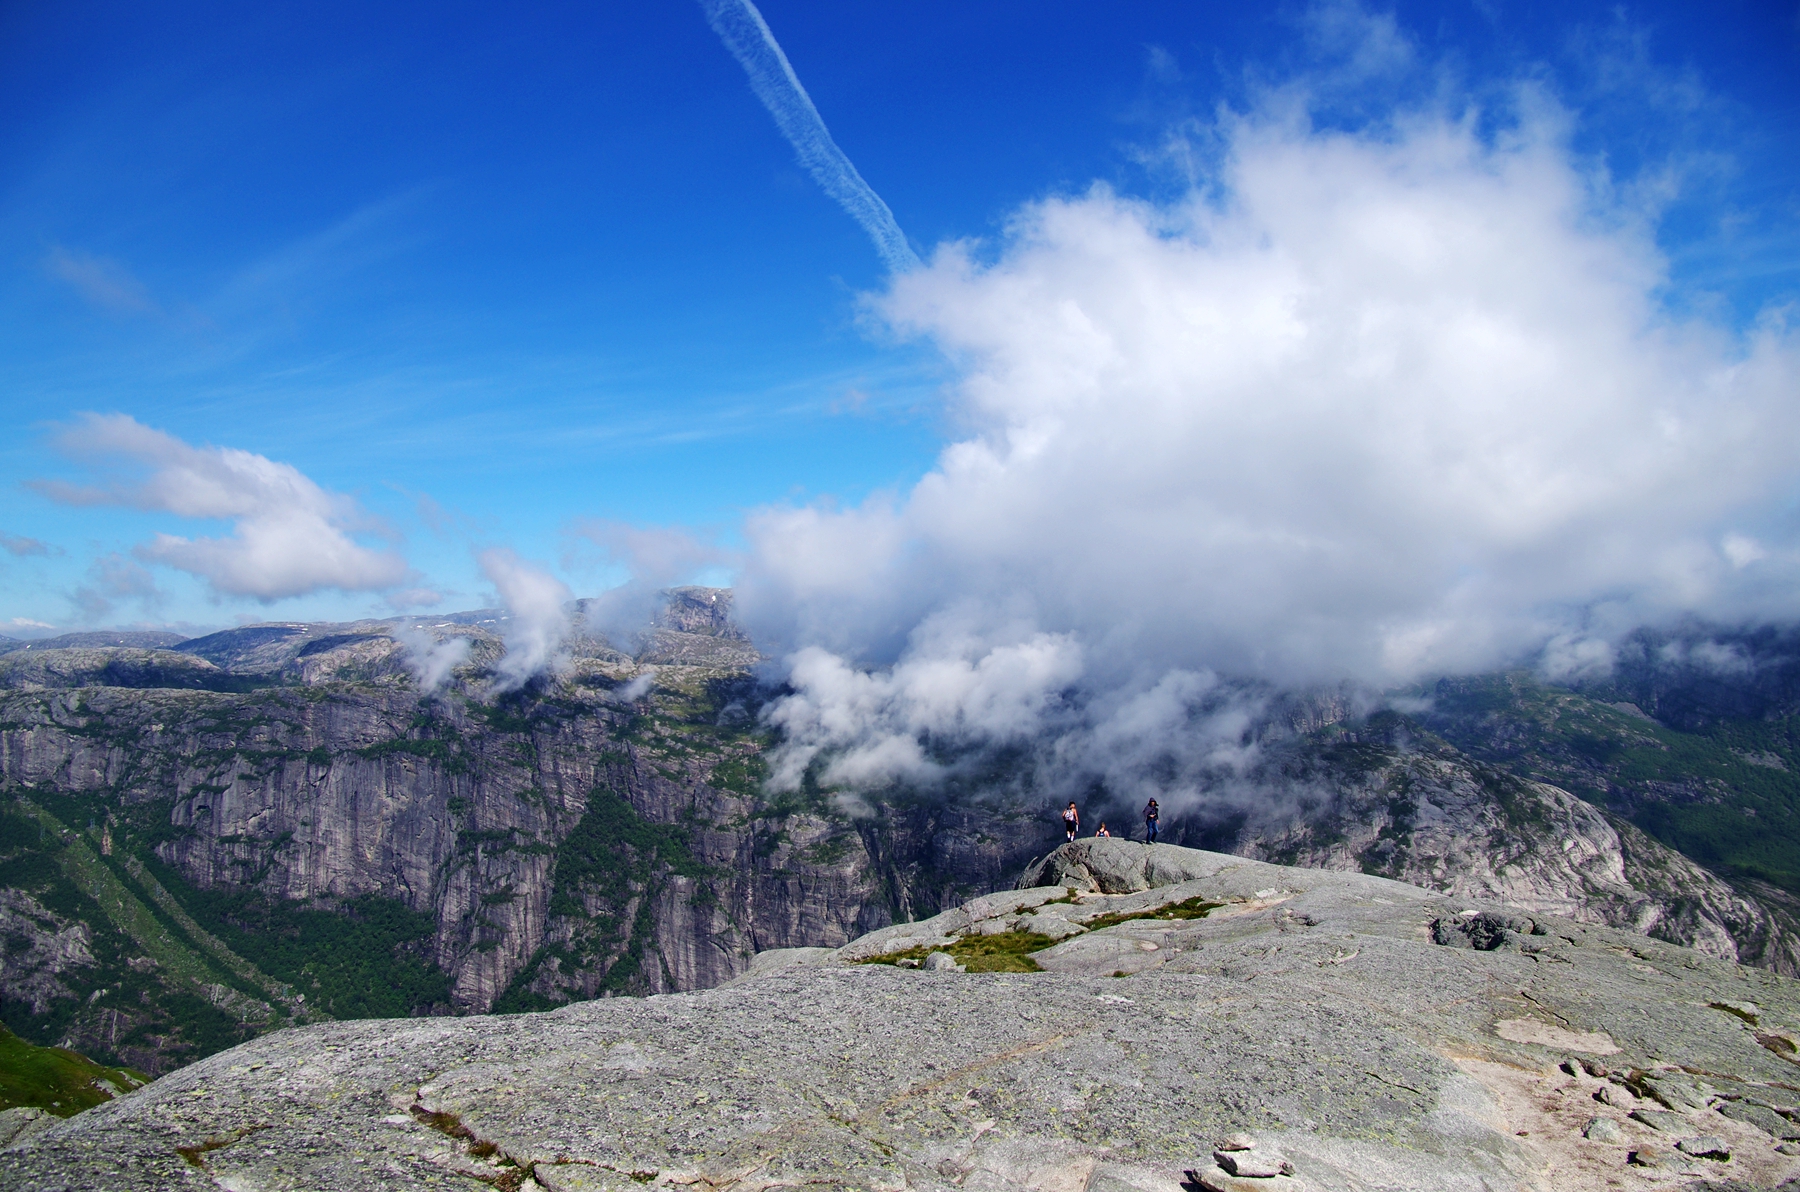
1214, 1133, 1256, 1152
1582, 1117, 1623, 1143
1191, 1166, 1303, 1192
1777, 1142, 1800, 1156
1676, 1136, 1729, 1160
1214, 1149, 1292, 1178
922, 952, 964, 972
1629, 1109, 1690, 1134
1639, 1073, 1711, 1113
1627, 1147, 1688, 1171
1580, 1060, 1609, 1078
1594, 1085, 1626, 1107
1710, 1000, 1760, 1025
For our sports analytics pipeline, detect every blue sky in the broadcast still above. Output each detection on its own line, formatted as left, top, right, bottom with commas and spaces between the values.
2, 0, 1797, 638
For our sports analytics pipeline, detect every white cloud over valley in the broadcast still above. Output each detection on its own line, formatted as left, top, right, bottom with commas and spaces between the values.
738, 69, 1800, 794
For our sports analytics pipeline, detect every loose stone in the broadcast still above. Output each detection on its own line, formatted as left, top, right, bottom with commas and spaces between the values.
1676, 1136, 1730, 1159
1629, 1108, 1690, 1133
1716, 1099, 1799, 1138
1581, 1117, 1622, 1143
1192, 1166, 1302, 1192
1627, 1147, 1687, 1171
1215, 1149, 1292, 1177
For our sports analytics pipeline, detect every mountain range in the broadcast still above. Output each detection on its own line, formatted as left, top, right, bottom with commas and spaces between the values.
3, 591, 1798, 1087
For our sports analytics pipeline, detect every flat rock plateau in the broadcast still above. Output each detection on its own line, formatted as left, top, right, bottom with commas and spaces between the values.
9, 840, 1800, 1192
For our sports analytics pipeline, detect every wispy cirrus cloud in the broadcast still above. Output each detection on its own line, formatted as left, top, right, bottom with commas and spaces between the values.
43, 246, 159, 316
68, 553, 162, 623
699, 0, 919, 274
32, 413, 408, 601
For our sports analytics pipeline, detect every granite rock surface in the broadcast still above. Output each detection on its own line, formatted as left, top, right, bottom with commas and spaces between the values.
10, 841, 1800, 1192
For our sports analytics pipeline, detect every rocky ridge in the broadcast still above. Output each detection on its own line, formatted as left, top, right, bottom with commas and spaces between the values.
1205, 725, 1800, 974
9, 840, 1800, 1192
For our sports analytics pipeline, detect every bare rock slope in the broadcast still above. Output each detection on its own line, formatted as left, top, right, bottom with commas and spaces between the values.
1224, 746, 1800, 974
10, 840, 1800, 1192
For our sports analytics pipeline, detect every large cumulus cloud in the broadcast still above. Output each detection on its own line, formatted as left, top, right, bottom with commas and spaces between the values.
738, 91, 1800, 793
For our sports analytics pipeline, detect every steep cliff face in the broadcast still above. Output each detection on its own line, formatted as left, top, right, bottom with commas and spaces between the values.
0, 615, 1059, 1072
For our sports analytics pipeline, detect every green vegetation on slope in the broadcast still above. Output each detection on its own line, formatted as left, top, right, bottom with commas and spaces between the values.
0, 1023, 147, 1116
147, 863, 449, 1019
0, 800, 271, 1070
1424, 673, 1800, 893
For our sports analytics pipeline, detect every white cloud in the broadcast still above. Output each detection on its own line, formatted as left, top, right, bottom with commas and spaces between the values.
1656, 637, 1755, 677
1539, 634, 1616, 683
478, 548, 572, 692
612, 669, 657, 703
737, 47, 1800, 795
566, 519, 726, 646
1722, 533, 1767, 569
34, 414, 408, 601
398, 626, 473, 692
763, 609, 1084, 793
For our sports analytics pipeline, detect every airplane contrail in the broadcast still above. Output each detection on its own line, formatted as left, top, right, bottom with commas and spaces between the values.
699, 0, 922, 274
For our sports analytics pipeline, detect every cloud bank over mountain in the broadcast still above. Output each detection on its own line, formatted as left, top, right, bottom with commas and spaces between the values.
738, 72, 1800, 793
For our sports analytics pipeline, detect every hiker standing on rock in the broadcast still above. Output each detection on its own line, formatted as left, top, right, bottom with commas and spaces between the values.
1062, 802, 1079, 842
1144, 799, 1159, 844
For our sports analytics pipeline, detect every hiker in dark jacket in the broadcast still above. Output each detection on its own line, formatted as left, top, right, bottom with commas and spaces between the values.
1144, 798, 1160, 844
1062, 802, 1079, 842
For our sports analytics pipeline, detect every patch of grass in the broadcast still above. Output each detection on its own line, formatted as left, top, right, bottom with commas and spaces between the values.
857, 930, 1057, 973
1079, 895, 1223, 931
0, 1023, 147, 1116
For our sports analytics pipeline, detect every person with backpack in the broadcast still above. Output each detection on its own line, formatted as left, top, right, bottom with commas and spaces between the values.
1095, 822, 1111, 838
1144, 798, 1160, 844
1062, 802, 1079, 842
